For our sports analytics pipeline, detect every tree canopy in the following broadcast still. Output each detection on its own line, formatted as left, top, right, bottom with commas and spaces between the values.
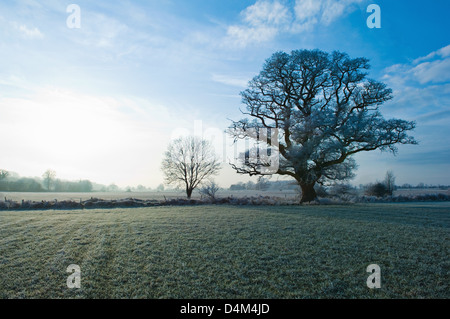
229, 49, 417, 203
42, 169, 56, 191
161, 136, 221, 199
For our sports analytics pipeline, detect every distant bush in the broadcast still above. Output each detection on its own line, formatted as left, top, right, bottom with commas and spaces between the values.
365, 182, 390, 198
229, 182, 246, 191
199, 181, 220, 200
328, 184, 357, 197
355, 193, 450, 203
54, 179, 93, 192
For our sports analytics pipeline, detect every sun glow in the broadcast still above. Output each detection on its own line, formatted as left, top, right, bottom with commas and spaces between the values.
0, 87, 170, 186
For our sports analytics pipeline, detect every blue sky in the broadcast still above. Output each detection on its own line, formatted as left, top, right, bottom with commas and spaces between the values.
0, 0, 449, 188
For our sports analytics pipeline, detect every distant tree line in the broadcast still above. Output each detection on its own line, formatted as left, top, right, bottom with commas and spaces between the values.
397, 183, 450, 189
53, 179, 93, 192
227, 170, 450, 200
0, 177, 93, 193
0, 177, 44, 192
0, 169, 93, 193
0, 169, 44, 192
229, 178, 298, 191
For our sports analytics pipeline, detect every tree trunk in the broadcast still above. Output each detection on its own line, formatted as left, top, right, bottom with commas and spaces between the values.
186, 187, 193, 199
300, 183, 318, 204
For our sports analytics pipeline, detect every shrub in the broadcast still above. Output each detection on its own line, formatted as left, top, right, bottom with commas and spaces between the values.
365, 182, 390, 198
229, 183, 246, 191
329, 183, 357, 197
199, 181, 220, 200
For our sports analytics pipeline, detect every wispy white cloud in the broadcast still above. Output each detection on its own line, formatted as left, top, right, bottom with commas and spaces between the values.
413, 44, 450, 64
69, 12, 130, 49
411, 59, 450, 84
293, 0, 365, 30
225, 0, 291, 47
376, 48, 450, 182
294, 0, 322, 21
381, 45, 450, 133
243, 0, 291, 27
415, 107, 450, 126
384, 44, 450, 85
320, 0, 363, 25
212, 74, 249, 87
16, 24, 44, 39
384, 83, 450, 123
225, 0, 364, 47
226, 24, 280, 47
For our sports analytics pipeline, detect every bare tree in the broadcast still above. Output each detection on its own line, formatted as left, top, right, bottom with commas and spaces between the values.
255, 176, 270, 191
384, 170, 396, 195
199, 180, 220, 200
161, 136, 221, 199
228, 49, 417, 203
0, 169, 9, 181
107, 183, 119, 192
42, 169, 56, 191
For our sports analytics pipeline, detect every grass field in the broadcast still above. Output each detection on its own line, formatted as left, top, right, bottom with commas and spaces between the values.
0, 203, 448, 299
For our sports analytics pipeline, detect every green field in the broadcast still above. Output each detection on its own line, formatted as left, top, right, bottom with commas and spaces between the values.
0, 203, 448, 299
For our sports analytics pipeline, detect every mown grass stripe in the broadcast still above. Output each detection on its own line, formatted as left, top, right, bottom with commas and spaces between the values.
0, 204, 448, 299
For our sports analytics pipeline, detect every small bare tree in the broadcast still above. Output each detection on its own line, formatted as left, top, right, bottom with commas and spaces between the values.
199, 181, 220, 200
0, 169, 9, 181
384, 170, 396, 195
42, 169, 56, 191
161, 136, 221, 199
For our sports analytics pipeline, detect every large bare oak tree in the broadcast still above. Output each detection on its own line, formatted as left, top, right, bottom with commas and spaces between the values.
161, 136, 221, 199
228, 49, 417, 203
